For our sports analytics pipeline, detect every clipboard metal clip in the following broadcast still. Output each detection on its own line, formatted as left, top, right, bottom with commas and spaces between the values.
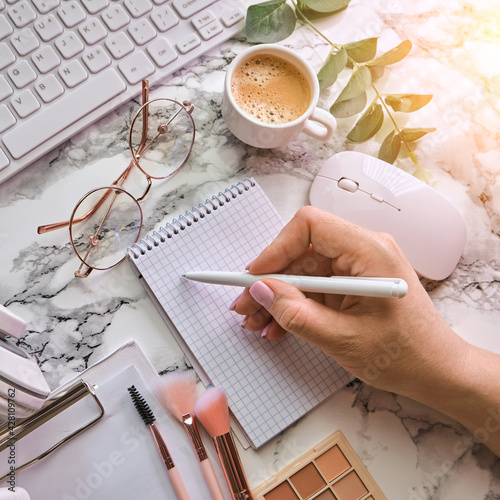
0, 379, 104, 482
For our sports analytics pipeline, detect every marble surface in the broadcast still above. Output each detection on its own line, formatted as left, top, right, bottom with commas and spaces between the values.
1, 0, 500, 498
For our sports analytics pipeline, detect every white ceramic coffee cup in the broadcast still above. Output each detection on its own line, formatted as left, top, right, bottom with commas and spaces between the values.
222, 44, 337, 149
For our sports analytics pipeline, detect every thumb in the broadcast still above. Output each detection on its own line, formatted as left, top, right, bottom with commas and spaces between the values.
249, 279, 350, 349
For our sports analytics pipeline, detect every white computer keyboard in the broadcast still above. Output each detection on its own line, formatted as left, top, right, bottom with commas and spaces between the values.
0, 0, 245, 184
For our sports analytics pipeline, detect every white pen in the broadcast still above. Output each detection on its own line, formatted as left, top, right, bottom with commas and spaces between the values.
182, 271, 408, 299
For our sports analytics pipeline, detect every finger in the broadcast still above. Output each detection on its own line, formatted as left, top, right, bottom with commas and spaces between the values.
247, 206, 367, 275
248, 206, 410, 279
248, 279, 354, 350
244, 306, 272, 332
261, 319, 287, 340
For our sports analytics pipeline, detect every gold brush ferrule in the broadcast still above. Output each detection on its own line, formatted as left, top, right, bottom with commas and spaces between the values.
149, 423, 174, 470
213, 433, 253, 500
182, 413, 208, 462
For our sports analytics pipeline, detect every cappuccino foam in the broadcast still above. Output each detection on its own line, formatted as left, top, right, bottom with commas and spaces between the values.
231, 54, 311, 125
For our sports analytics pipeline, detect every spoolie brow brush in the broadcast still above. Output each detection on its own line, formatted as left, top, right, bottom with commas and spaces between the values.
128, 385, 190, 500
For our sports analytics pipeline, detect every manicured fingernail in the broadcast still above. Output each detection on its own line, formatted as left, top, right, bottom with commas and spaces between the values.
261, 323, 272, 338
245, 258, 255, 270
229, 293, 242, 311
240, 316, 249, 329
249, 281, 274, 310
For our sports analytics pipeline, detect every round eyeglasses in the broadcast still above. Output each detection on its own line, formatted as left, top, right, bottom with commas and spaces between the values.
37, 81, 195, 278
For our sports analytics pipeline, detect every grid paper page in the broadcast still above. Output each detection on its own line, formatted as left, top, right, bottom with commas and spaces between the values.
130, 180, 354, 448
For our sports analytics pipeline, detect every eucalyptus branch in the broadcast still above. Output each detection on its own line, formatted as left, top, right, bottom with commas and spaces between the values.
245, 0, 435, 178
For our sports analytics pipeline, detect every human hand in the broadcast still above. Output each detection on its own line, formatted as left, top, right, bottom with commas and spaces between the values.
230, 206, 466, 397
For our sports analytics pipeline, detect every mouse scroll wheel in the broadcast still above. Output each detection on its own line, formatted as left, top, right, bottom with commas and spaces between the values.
337, 178, 359, 193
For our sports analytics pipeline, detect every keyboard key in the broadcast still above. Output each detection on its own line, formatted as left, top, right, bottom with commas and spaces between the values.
101, 4, 129, 31
34, 13, 63, 41
191, 10, 214, 30
8, 1, 36, 27
150, 4, 177, 32
105, 31, 133, 58
8, 60, 37, 88
10, 88, 40, 117
0, 103, 16, 132
197, 19, 222, 41
31, 45, 60, 73
0, 14, 14, 39
0, 42, 15, 70
11, 27, 39, 55
32, 0, 60, 14
82, 45, 111, 72
57, 1, 86, 28
81, 0, 109, 14
176, 33, 200, 54
123, 0, 151, 18
2, 68, 126, 159
172, 0, 214, 19
128, 18, 155, 45
59, 59, 88, 87
79, 18, 106, 44
147, 37, 176, 67
0, 75, 13, 100
118, 51, 154, 84
55, 31, 84, 58
221, 8, 243, 27
35, 73, 64, 102
0, 148, 9, 171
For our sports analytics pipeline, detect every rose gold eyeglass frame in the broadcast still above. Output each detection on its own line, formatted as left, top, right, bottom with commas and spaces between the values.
37, 80, 195, 278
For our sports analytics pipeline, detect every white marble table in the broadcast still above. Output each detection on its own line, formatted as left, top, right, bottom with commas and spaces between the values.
1, 0, 500, 498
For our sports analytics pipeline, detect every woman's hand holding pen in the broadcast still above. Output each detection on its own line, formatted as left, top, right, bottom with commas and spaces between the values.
230, 207, 500, 458
231, 206, 457, 394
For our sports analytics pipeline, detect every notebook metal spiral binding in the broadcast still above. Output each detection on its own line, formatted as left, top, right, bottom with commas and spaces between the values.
0, 380, 104, 482
127, 178, 255, 259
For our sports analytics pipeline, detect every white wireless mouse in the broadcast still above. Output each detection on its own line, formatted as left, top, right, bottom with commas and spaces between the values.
309, 152, 467, 280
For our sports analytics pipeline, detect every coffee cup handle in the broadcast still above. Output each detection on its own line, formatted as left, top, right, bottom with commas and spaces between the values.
303, 108, 337, 142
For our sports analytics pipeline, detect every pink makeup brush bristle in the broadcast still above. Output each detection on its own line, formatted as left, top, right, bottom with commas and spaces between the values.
194, 386, 253, 499
160, 370, 197, 420
194, 386, 230, 437
160, 371, 225, 500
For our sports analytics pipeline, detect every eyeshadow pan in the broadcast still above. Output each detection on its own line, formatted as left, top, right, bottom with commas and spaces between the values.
264, 481, 299, 500
331, 471, 368, 500
315, 445, 351, 482
314, 490, 336, 499
290, 463, 326, 498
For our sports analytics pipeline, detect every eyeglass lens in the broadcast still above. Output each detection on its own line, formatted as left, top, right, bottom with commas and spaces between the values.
69, 187, 143, 271
129, 98, 195, 180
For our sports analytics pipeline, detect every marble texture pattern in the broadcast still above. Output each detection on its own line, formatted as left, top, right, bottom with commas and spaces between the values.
1, 0, 500, 498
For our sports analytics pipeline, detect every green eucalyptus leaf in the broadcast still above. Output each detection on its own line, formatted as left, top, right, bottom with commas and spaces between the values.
347, 102, 384, 142
330, 92, 367, 118
344, 37, 378, 63
301, 0, 350, 13
378, 131, 401, 164
246, 1, 296, 43
333, 65, 371, 103
366, 39, 412, 67
385, 94, 433, 113
400, 127, 436, 142
317, 47, 347, 90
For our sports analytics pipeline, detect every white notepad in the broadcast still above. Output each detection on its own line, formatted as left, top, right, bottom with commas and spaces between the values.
127, 179, 354, 448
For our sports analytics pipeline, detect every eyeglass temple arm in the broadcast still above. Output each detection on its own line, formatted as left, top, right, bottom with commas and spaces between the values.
37, 162, 135, 233
37, 81, 151, 235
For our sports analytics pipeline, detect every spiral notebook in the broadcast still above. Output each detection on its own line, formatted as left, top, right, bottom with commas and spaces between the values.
127, 178, 353, 449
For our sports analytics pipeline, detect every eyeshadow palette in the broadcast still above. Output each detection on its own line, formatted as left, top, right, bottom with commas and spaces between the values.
253, 431, 386, 500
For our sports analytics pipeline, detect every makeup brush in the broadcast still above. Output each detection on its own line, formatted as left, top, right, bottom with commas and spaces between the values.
159, 371, 225, 500
127, 385, 190, 500
194, 386, 253, 500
